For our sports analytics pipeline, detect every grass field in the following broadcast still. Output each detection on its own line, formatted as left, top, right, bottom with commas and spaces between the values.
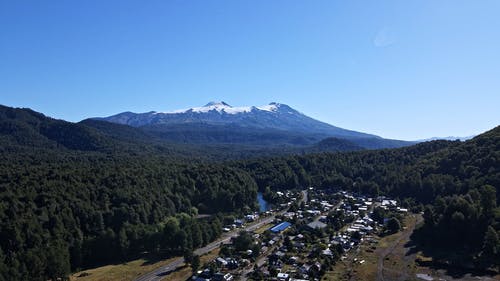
253, 223, 273, 234
70, 257, 180, 281
71, 249, 220, 281
162, 249, 220, 281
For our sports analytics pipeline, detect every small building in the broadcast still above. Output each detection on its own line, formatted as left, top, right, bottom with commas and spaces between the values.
216, 257, 228, 267
307, 221, 327, 229
246, 214, 258, 221
277, 272, 289, 280
270, 222, 292, 233
212, 273, 233, 281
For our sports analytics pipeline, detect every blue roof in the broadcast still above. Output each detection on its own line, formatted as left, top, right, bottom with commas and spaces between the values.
270, 222, 291, 233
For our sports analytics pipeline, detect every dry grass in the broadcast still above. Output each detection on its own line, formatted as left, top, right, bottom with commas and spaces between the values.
70, 257, 180, 281
253, 223, 273, 234
71, 249, 220, 281
162, 249, 220, 281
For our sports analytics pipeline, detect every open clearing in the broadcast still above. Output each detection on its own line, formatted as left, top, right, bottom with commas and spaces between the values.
70, 257, 180, 281
71, 249, 220, 281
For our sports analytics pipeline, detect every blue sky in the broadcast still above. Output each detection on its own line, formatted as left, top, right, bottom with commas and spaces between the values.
1, 1, 499, 140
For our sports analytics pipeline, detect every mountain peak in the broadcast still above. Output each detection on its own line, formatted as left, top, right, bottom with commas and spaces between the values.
204, 101, 231, 107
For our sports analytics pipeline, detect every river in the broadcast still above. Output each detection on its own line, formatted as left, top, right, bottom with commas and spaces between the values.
257, 192, 271, 212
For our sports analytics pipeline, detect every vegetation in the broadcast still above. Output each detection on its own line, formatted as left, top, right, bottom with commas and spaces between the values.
0, 104, 498, 279
386, 218, 401, 234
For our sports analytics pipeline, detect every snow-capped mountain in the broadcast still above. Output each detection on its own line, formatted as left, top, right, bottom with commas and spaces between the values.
167, 101, 279, 114
96, 101, 374, 138
94, 102, 412, 148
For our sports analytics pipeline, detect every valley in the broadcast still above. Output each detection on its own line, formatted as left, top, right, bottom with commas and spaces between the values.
2, 1, 499, 280
0, 105, 498, 281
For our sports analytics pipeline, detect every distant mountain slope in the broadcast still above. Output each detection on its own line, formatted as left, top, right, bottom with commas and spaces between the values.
0, 105, 210, 158
0, 105, 370, 159
418, 135, 475, 142
310, 137, 364, 152
0, 104, 110, 151
95, 101, 414, 149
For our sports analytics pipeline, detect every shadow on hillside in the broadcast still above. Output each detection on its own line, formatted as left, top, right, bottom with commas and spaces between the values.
156, 264, 188, 277
406, 227, 498, 278
140, 252, 178, 266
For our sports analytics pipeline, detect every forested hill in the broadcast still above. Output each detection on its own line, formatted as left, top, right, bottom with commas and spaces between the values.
241, 126, 499, 202
0, 151, 259, 280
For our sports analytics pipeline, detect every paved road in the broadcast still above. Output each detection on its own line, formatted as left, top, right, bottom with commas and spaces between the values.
134, 215, 276, 281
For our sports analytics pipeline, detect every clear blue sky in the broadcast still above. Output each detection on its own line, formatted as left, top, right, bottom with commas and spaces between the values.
1, 1, 499, 140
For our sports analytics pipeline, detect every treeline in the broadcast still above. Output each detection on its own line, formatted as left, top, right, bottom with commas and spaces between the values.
0, 151, 256, 280
418, 185, 499, 268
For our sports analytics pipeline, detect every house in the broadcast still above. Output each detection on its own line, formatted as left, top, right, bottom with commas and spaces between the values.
275, 251, 286, 258
246, 214, 258, 221
307, 221, 327, 229
322, 248, 333, 256
216, 257, 228, 267
270, 222, 291, 233
212, 273, 233, 281
277, 272, 289, 280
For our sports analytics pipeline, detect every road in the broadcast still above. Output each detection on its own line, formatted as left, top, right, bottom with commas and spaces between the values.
135, 190, 307, 281
134, 215, 277, 281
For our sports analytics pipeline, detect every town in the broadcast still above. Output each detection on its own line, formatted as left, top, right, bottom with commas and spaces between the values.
190, 188, 409, 281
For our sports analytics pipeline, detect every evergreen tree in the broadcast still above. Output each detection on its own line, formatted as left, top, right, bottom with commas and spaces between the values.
386, 218, 401, 234
482, 226, 499, 262
191, 255, 200, 274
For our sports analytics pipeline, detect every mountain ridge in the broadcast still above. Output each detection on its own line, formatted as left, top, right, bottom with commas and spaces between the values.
94, 101, 378, 138
94, 101, 413, 149
0, 104, 373, 159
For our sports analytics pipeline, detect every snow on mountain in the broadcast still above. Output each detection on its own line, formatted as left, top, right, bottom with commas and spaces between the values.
160, 101, 279, 115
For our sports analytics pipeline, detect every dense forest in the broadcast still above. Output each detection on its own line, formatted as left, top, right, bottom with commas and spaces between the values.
0, 149, 258, 280
0, 105, 498, 279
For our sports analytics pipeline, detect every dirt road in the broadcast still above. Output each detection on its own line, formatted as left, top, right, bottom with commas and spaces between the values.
376, 214, 422, 281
